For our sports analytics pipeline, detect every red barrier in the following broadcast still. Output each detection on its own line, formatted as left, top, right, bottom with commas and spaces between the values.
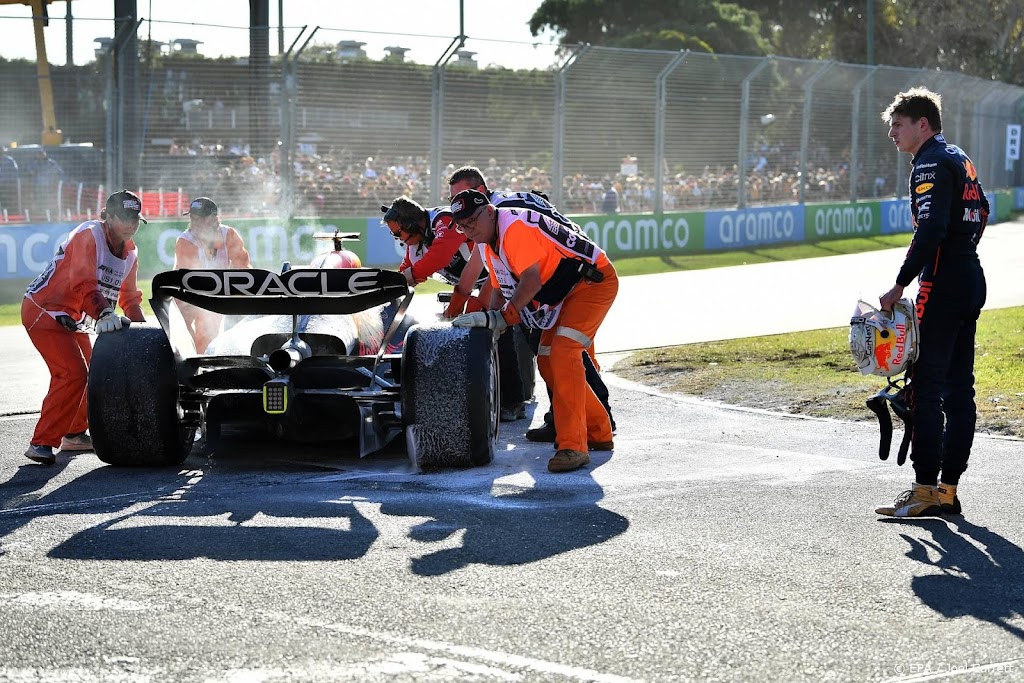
0, 185, 190, 223
139, 190, 188, 218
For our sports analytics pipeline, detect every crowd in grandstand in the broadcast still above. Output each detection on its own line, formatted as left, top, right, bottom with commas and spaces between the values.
1, 138, 895, 222
284, 150, 887, 217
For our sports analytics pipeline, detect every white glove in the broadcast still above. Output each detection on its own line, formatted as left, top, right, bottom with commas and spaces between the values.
96, 308, 130, 333
451, 309, 507, 333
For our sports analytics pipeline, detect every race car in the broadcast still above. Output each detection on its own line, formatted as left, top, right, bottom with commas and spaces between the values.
86, 262, 500, 470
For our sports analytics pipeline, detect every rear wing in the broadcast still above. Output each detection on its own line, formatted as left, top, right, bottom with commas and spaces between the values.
151, 268, 409, 315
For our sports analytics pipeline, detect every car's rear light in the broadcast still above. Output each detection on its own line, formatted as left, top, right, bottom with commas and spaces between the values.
262, 378, 290, 414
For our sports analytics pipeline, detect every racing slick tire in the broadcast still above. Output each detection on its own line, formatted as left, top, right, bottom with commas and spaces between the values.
88, 324, 195, 466
401, 323, 498, 469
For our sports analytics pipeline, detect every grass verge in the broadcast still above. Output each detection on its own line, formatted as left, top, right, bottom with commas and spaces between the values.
612, 306, 1024, 438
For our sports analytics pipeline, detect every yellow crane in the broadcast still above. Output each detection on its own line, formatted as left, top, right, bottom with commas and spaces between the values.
3, 0, 65, 145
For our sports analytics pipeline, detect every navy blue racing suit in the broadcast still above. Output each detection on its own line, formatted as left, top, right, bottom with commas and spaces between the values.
898, 133, 988, 486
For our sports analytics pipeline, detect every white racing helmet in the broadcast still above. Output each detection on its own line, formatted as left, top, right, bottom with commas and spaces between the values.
849, 298, 919, 377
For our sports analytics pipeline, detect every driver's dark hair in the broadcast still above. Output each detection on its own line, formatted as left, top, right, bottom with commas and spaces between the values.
882, 86, 942, 132
448, 166, 490, 194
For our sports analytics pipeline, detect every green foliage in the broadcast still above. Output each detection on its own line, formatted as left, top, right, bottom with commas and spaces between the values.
609, 30, 705, 53
530, 0, 772, 56
754, 0, 1024, 83
531, 0, 1024, 84
301, 42, 341, 64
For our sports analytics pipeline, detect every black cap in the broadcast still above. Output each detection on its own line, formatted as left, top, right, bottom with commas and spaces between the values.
450, 189, 489, 222
184, 197, 218, 217
105, 189, 148, 224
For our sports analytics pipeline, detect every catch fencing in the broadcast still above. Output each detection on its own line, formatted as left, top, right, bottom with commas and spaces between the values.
1, 16, 1022, 223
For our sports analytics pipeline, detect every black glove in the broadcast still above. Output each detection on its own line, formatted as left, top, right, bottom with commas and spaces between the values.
55, 315, 78, 332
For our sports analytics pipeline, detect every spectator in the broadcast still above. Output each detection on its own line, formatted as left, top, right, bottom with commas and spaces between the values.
601, 183, 619, 214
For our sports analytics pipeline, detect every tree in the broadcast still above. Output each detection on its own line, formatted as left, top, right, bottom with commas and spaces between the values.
737, 1, 855, 60
529, 0, 771, 56
738, 0, 1024, 84
531, 0, 1024, 85
875, 0, 1024, 84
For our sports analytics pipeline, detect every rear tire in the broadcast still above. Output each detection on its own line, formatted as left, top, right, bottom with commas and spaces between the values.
88, 325, 195, 466
402, 323, 498, 469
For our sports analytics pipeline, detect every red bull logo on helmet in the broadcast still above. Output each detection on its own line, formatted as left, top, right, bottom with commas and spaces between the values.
873, 322, 908, 374
873, 328, 894, 373
891, 322, 907, 367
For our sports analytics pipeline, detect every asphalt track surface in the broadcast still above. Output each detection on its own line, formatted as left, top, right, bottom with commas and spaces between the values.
1, 223, 1022, 682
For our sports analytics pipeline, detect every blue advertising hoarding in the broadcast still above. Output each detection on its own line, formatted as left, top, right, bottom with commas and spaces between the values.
704, 206, 805, 250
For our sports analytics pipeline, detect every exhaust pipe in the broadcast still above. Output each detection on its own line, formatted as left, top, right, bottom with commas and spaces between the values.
268, 338, 312, 373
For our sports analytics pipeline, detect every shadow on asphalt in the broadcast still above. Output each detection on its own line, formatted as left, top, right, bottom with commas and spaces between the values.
0, 428, 629, 576
881, 517, 1024, 640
